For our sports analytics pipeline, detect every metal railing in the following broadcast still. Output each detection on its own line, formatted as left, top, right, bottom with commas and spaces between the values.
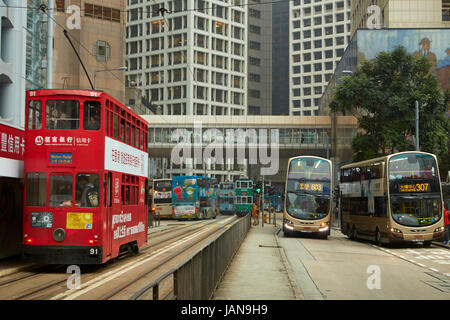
131, 213, 251, 300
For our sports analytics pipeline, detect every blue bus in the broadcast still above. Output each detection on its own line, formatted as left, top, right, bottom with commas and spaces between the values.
172, 176, 217, 220
218, 182, 235, 215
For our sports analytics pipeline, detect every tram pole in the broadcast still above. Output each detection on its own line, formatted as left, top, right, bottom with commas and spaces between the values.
261, 175, 264, 227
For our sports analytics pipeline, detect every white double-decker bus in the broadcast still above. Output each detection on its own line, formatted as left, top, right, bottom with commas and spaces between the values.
152, 179, 172, 219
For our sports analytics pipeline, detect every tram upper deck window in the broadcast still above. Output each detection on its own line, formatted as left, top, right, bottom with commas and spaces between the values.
49, 174, 73, 207
46, 100, 80, 130
28, 101, 42, 130
83, 101, 101, 130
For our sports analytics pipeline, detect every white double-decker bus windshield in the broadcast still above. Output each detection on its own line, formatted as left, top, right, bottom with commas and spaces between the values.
153, 180, 172, 204
388, 153, 442, 227
286, 157, 331, 220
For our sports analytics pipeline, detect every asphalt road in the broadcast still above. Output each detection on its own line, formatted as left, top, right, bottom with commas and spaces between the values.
277, 228, 450, 299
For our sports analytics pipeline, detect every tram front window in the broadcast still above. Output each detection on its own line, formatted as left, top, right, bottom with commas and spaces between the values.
75, 173, 99, 207
46, 100, 80, 130
390, 195, 441, 227
49, 174, 73, 207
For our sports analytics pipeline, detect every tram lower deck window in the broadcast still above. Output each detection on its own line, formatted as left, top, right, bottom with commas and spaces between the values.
26, 172, 46, 206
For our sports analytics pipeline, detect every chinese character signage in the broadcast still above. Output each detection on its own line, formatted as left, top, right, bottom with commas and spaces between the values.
0, 123, 24, 161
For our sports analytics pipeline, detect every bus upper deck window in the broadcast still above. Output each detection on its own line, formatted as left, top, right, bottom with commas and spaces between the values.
84, 101, 101, 130
28, 100, 42, 130
46, 100, 80, 130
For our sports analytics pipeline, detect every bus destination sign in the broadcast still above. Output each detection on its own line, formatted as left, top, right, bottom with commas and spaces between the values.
298, 182, 323, 192
399, 183, 430, 192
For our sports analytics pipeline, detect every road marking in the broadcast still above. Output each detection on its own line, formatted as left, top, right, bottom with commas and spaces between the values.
417, 263, 426, 267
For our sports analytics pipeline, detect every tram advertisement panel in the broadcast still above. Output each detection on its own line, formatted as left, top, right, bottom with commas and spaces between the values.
105, 136, 148, 178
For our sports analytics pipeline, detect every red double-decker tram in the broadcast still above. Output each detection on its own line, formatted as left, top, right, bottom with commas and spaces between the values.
23, 89, 149, 264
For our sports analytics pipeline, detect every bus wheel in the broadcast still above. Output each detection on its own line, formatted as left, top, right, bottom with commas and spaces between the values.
348, 225, 354, 240
423, 241, 431, 247
375, 229, 382, 246
353, 227, 358, 241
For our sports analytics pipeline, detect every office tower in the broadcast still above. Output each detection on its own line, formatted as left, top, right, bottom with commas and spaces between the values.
289, 0, 351, 116
272, 0, 290, 115
126, 0, 247, 116
247, 1, 272, 115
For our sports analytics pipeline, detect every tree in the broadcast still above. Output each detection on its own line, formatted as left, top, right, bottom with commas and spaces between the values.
330, 46, 450, 176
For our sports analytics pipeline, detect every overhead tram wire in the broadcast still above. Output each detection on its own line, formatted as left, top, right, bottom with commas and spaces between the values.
38, 4, 126, 88
1, 0, 295, 14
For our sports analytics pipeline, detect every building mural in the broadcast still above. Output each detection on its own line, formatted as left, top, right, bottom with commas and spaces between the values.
357, 29, 450, 92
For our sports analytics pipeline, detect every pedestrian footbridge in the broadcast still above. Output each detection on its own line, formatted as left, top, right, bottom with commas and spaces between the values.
142, 115, 357, 182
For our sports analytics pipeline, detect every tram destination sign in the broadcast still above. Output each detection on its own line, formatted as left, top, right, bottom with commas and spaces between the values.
50, 152, 73, 164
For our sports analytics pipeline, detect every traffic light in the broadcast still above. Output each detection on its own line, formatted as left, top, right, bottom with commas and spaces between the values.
254, 182, 261, 194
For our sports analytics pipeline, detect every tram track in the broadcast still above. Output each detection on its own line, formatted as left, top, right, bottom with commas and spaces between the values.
102, 221, 232, 300
0, 219, 214, 293
53, 215, 237, 300
0, 216, 237, 300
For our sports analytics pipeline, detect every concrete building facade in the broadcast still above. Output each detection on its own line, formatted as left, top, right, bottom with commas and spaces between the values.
0, 0, 49, 259
53, 0, 127, 102
351, 0, 450, 36
126, 0, 247, 116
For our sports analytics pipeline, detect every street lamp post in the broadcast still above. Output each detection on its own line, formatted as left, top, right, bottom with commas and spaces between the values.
93, 66, 127, 90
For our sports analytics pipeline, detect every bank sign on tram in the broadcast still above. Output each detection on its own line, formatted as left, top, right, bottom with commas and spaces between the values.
34, 134, 148, 177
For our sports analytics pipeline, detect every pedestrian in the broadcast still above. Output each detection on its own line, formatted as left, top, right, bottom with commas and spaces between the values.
444, 205, 450, 245
252, 202, 258, 226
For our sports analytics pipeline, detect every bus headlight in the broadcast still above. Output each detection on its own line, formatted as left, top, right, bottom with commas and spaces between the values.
390, 228, 402, 233
319, 222, 329, 232
434, 227, 444, 233
283, 219, 294, 230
